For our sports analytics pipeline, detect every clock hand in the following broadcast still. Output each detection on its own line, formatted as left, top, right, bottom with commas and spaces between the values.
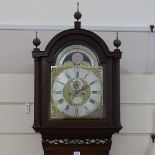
68, 86, 82, 104
73, 80, 79, 91
72, 84, 88, 98
76, 84, 88, 94
69, 80, 88, 104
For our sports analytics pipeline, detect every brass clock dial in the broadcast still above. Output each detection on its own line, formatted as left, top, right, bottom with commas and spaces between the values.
50, 44, 104, 119
50, 66, 103, 118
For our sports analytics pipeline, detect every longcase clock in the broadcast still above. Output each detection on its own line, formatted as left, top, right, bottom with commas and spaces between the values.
32, 5, 122, 155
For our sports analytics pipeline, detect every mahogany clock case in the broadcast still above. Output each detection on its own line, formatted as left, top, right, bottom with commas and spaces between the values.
32, 28, 122, 139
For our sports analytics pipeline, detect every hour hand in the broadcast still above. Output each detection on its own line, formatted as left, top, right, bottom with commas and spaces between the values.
75, 84, 88, 95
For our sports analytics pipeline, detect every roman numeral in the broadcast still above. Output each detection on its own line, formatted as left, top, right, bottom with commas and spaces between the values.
75, 71, 79, 78
65, 105, 70, 111
74, 107, 78, 116
65, 72, 71, 79
53, 91, 62, 94
92, 91, 101, 94
89, 98, 96, 104
84, 106, 89, 113
58, 98, 64, 104
56, 80, 64, 85
84, 72, 89, 79
90, 80, 97, 85
74, 68, 79, 78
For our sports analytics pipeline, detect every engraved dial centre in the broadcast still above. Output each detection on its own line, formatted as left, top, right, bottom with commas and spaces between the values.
63, 79, 90, 105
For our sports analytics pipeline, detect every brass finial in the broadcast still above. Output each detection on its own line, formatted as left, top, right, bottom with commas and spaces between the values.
113, 32, 121, 50
33, 30, 41, 50
74, 1, 82, 21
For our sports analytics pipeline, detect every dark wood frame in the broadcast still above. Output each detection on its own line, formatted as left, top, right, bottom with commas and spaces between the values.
32, 27, 122, 155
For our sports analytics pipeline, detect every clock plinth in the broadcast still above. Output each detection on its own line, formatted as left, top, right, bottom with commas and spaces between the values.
32, 20, 122, 155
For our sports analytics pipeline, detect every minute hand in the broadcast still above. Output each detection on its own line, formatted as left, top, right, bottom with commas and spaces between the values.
75, 84, 88, 95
